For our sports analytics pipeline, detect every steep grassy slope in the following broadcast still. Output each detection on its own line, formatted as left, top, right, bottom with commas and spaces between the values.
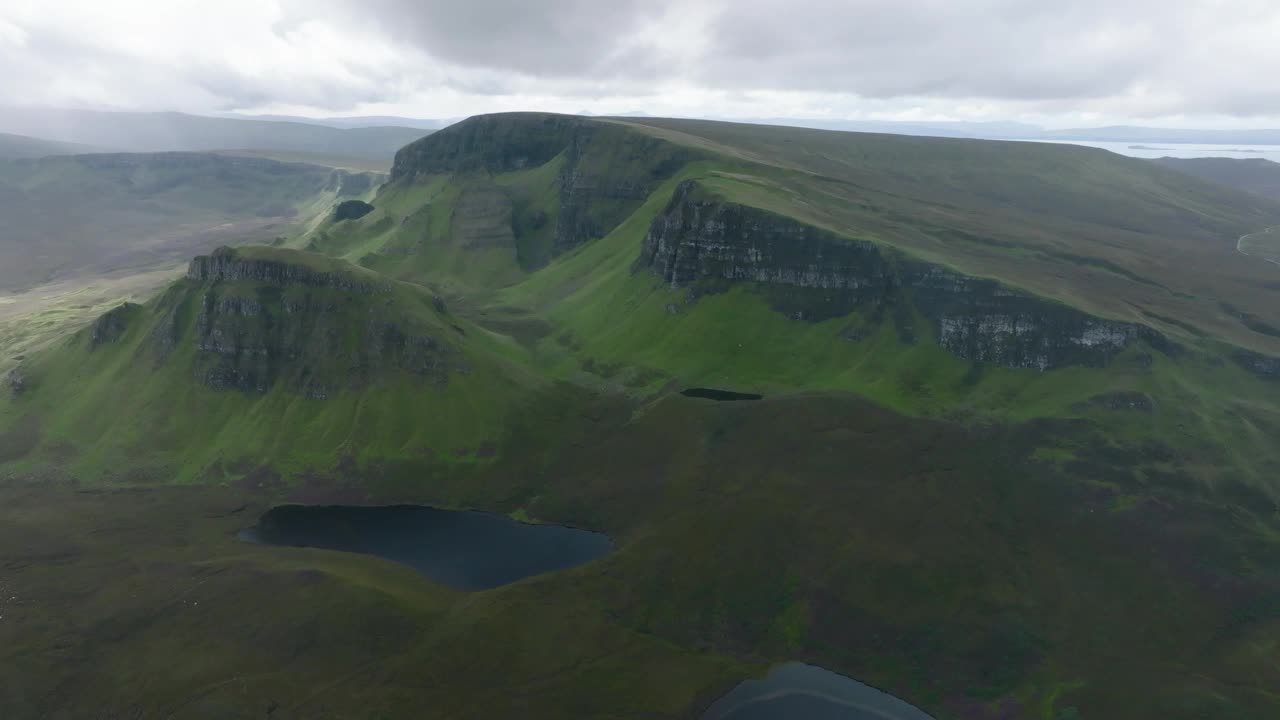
1239, 226, 1280, 266
0, 247, 537, 483
313, 114, 1280, 351
613, 118, 1280, 354
4, 114, 1280, 719
291, 113, 1280, 489
1155, 158, 1280, 266
1154, 156, 1280, 201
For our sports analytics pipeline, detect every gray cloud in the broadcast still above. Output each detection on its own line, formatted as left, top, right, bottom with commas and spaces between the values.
697, 0, 1160, 98
307, 0, 1280, 119
317, 0, 666, 76
2, 0, 1280, 121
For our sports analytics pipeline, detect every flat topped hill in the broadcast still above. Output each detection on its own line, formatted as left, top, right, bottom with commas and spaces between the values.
387, 112, 1280, 354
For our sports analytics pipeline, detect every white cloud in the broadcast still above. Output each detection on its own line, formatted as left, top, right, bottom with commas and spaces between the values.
1, 0, 1280, 126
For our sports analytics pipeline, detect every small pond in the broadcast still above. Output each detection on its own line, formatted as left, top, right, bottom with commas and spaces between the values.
681, 388, 764, 401
239, 504, 612, 591
703, 663, 936, 720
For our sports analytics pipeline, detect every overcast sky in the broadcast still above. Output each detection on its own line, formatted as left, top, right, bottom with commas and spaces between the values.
2, 0, 1280, 127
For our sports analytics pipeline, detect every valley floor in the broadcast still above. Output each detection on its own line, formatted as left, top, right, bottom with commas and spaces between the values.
3, 389, 1277, 719
0, 216, 299, 374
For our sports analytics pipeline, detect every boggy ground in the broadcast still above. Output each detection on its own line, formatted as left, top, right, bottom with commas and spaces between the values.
1, 389, 1277, 719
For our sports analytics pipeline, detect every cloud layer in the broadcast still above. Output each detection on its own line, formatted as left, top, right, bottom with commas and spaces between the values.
2, 0, 1279, 123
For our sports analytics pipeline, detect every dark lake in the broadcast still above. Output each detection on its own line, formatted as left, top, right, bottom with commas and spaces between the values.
239, 504, 612, 591
681, 388, 764, 401
703, 663, 936, 720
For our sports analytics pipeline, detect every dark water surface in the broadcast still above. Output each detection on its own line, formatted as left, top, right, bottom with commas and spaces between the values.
703, 663, 936, 720
681, 388, 764, 401
239, 504, 612, 590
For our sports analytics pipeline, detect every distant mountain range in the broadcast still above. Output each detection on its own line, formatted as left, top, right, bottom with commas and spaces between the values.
219, 113, 447, 131
723, 118, 1045, 139
4, 106, 1280, 173
0, 108, 433, 162
724, 118, 1280, 145
1039, 126, 1280, 145
0, 151, 381, 292
0, 131, 102, 158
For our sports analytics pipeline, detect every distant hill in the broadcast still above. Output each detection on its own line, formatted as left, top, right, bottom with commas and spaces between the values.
662, 118, 1280, 145
0, 108, 431, 162
223, 113, 446, 131
728, 118, 1042, 139
0, 131, 101, 158
0, 152, 380, 291
1153, 156, 1280, 201
1044, 125, 1280, 145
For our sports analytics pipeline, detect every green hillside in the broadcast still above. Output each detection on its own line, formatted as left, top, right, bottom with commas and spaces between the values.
1155, 158, 1280, 266
1, 246, 535, 482
3, 114, 1280, 719
1154, 156, 1280, 201
278, 113, 1280, 486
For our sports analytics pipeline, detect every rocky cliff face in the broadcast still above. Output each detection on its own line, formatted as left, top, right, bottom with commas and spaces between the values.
139, 249, 461, 396
89, 303, 141, 349
909, 265, 1174, 370
328, 169, 381, 198
5, 367, 25, 396
392, 113, 695, 265
392, 113, 587, 178
636, 181, 895, 305
1233, 349, 1280, 380
637, 181, 1172, 370
189, 290, 455, 397
187, 247, 378, 294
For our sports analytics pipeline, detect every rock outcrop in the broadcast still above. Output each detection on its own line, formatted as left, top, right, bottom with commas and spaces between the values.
1083, 391, 1156, 412
89, 303, 141, 349
1233, 349, 1280, 380
5, 367, 25, 396
391, 113, 696, 266
328, 169, 381, 198
174, 248, 458, 395
187, 247, 379, 294
636, 181, 1173, 370
189, 295, 454, 397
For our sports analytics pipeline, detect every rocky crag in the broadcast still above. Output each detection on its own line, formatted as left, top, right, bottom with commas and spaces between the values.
89, 303, 142, 349
391, 113, 697, 267
5, 367, 25, 396
637, 180, 1174, 370
96, 248, 462, 398
1233, 349, 1280, 380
